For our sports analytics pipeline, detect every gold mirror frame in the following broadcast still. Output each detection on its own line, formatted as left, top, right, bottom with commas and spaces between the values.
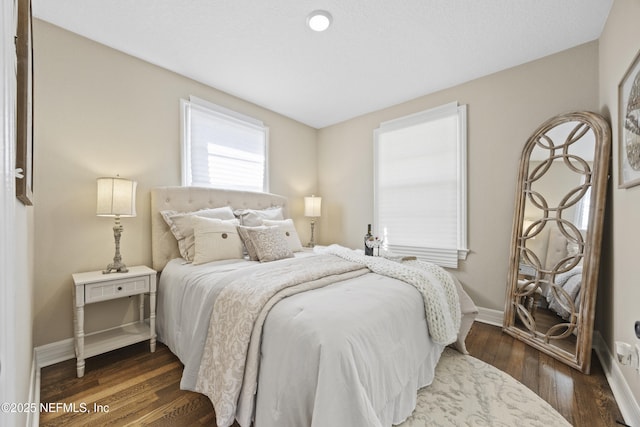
503, 111, 611, 374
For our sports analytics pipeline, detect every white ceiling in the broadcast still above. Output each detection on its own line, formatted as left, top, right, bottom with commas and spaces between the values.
32, 0, 613, 129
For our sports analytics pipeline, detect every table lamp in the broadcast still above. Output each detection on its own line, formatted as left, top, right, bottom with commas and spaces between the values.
97, 177, 137, 273
304, 195, 321, 247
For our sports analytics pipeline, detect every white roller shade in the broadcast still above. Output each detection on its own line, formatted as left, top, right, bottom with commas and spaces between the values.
374, 102, 467, 267
182, 97, 268, 192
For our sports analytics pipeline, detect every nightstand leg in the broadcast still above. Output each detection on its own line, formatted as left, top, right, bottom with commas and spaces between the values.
149, 289, 156, 352
74, 305, 85, 377
138, 294, 144, 322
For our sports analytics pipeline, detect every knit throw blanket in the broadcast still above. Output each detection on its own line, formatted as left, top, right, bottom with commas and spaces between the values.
319, 245, 461, 345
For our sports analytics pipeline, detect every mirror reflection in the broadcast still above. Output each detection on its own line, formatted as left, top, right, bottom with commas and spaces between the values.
503, 112, 611, 373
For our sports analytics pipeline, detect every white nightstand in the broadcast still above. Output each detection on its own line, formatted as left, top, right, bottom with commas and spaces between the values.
72, 265, 157, 378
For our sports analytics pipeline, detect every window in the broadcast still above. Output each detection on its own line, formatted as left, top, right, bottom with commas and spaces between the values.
374, 102, 468, 268
181, 96, 268, 192
574, 185, 591, 231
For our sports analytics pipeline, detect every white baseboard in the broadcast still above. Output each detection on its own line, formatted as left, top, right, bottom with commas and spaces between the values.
475, 306, 504, 327
34, 338, 75, 368
28, 340, 75, 427
26, 350, 40, 427
593, 331, 640, 427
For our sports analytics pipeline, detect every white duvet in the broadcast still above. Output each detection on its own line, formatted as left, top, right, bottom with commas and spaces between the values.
157, 250, 457, 427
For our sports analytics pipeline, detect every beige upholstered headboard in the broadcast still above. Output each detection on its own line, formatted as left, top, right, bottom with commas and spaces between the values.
150, 186, 289, 271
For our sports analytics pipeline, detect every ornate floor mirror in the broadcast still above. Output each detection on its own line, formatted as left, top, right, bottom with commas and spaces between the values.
503, 111, 611, 373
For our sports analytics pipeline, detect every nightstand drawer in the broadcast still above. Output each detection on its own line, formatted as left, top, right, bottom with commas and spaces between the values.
85, 276, 150, 303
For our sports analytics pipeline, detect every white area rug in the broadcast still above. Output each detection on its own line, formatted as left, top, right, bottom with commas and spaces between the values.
398, 348, 572, 427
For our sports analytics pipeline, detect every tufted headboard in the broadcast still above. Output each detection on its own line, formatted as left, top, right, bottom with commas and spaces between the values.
523, 222, 577, 274
150, 186, 289, 271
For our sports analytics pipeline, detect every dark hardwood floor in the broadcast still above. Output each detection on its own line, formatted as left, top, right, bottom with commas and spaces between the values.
39, 322, 625, 426
465, 322, 625, 427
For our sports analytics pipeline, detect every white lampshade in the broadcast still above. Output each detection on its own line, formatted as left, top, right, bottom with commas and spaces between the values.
304, 195, 322, 217
96, 177, 137, 217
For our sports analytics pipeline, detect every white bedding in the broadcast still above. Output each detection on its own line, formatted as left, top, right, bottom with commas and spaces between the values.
254, 271, 445, 427
546, 267, 583, 320
158, 258, 250, 387
157, 252, 453, 427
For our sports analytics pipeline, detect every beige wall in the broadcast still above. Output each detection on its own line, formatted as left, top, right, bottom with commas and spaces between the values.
32, 20, 318, 346
598, 0, 640, 407
317, 42, 599, 309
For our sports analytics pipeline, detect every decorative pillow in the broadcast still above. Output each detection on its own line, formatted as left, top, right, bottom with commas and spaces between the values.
242, 226, 293, 262
192, 217, 243, 265
263, 219, 304, 252
234, 207, 284, 226
161, 206, 235, 261
237, 225, 267, 261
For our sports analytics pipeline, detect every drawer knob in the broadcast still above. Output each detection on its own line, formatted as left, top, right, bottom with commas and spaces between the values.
117, 286, 123, 291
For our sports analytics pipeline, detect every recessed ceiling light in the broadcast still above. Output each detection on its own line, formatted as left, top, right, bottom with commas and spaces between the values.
307, 10, 332, 32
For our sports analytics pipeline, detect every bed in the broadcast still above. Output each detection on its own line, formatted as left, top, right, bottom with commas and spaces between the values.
151, 186, 478, 427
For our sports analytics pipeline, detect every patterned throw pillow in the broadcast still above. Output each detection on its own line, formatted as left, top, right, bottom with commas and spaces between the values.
262, 219, 304, 252
237, 225, 267, 261
242, 226, 293, 262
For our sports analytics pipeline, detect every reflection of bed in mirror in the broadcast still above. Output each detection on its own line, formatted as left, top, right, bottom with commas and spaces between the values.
520, 223, 583, 320
516, 223, 582, 355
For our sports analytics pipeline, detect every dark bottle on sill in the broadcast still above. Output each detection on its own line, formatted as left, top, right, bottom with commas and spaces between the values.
364, 224, 374, 256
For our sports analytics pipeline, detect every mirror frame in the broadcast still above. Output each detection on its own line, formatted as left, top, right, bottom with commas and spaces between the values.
503, 111, 611, 374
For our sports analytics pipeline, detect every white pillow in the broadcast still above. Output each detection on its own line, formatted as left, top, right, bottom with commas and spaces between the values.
242, 226, 293, 262
234, 207, 284, 226
263, 219, 304, 252
161, 206, 235, 261
192, 217, 243, 265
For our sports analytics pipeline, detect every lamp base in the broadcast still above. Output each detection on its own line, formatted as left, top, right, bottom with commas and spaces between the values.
103, 261, 129, 274
307, 219, 316, 248
102, 219, 129, 274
